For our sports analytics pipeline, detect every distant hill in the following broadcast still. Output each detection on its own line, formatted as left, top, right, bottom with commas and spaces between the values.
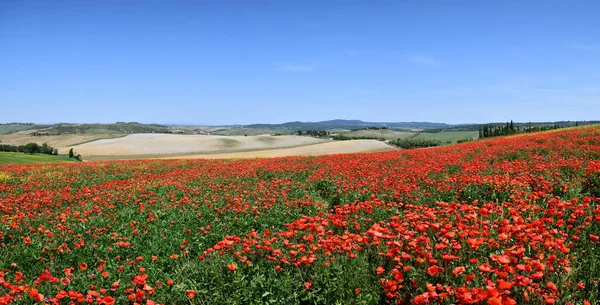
1, 120, 597, 136
246, 119, 451, 131
0, 122, 172, 135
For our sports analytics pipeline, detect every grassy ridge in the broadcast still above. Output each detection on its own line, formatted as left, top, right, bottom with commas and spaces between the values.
0, 152, 77, 164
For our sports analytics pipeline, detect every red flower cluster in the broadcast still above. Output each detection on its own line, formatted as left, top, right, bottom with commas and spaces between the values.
1, 126, 600, 304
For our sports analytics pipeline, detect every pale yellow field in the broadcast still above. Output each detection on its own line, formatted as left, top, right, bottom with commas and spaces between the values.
63, 133, 397, 161
66, 134, 328, 158
168, 140, 396, 159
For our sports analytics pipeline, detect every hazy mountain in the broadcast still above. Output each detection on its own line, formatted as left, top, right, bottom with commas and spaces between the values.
246, 119, 452, 131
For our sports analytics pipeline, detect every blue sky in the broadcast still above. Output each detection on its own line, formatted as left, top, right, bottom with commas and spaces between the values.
1, 0, 599, 125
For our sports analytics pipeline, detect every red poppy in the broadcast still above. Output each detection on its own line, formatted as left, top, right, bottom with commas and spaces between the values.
304, 281, 312, 290
186, 290, 196, 299
100, 296, 115, 305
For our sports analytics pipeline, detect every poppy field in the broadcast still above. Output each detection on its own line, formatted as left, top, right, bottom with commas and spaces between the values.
1, 127, 600, 305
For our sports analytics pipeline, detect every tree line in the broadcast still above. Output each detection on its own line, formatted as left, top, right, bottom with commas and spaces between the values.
31, 132, 62, 136
389, 138, 442, 149
297, 130, 330, 137
0, 143, 58, 155
478, 120, 570, 139
0, 142, 83, 161
68, 148, 83, 161
332, 134, 386, 141
349, 127, 389, 131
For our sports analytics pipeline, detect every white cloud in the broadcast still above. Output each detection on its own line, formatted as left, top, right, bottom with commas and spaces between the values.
409, 55, 440, 67
276, 63, 318, 72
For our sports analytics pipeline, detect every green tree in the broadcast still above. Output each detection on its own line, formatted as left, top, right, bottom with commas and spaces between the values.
41, 143, 54, 154
23, 143, 40, 154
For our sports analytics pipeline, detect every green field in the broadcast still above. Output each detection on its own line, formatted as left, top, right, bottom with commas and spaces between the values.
77, 128, 126, 134
0, 152, 77, 164
338, 129, 415, 140
337, 129, 479, 143
413, 130, 479, 143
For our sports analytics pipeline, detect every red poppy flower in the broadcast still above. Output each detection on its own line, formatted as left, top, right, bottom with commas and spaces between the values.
186, 290, 196, 299
304, 281, 312, 290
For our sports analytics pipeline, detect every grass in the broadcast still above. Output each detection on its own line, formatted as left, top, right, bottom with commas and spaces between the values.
414, 130, 479, 143
337, 130, 479, 144
338, 129, 415, 140
0, 152, 77, 164
80, 128, 126, 134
